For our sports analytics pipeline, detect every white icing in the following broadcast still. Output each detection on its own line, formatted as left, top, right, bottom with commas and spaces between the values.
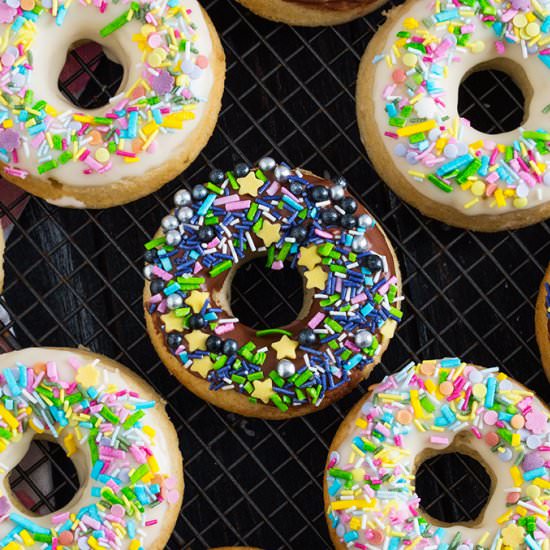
46, 196, 87, 208
326, 361, 550, 548
0, 348, 180, 549
0, 0, 214, 188
370, 1, 550, 216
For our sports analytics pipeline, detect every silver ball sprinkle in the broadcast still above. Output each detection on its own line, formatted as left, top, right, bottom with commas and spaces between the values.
174, 189, 192, 207
274, 165, 291, 182
176, 206, 194, 223
258, 157, 276, 172
355, 330, 374, 349
161, 214, 179, 233
143, 264, 154, 280
352, 235, 369, 253
358, 214, 374, 229
166, 293, 184, 310
334, 176, 348, 188
276, 359, 296, 379
330, 184, 345, 202
165, 229, 182, 247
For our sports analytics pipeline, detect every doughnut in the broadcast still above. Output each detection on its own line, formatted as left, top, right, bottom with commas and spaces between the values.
143, 159, 402, 419
235, 0, 389, 27
0, 0, 225, 209
324, 358, 550, 550
535, 264, 550, 382
358, 0, 550, 231
0, 347, 183, 549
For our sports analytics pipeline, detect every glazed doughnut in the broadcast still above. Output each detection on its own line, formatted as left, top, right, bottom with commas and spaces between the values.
144, 159, 402, 419
235, 0, 389, 26
0, 0, 225, 209
0, 347, 183, 549
358, 0, 550, 231
324, 358, 550, 550
535, 264, 550, 382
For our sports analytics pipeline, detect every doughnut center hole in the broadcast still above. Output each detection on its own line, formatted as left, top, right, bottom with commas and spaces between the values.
58, 40, 124, 109
458, 63, 528, 134
230, 257, 305, 328
8, 439, 80, 516
416, 452, 492, 525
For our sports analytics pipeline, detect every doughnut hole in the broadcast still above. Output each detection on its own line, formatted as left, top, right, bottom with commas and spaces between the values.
415, 450, 492, 525
458, 59, 530, 134
230, 257, 305, 328
58, 40, 124, 110
7, 438, 80, 516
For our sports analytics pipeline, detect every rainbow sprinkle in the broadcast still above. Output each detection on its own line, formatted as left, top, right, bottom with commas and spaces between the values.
0, 352, 180, 549
373, 0, 550, 211
0, 0, 209, 179
325, 359, 550, 550
145, 161, 403, 413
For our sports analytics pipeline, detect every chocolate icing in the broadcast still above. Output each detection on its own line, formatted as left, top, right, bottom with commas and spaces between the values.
146, 168, 400, 410
282, 0, 373, 12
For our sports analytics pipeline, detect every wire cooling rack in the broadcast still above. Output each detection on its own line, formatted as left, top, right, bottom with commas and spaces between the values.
1, 0, 549, 548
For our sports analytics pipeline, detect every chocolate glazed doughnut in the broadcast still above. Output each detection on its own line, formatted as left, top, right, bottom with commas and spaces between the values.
143, 159, 402, 419
234, 0, 389, 27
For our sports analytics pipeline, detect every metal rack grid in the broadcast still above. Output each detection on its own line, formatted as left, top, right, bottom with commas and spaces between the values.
1, 0, 549, 547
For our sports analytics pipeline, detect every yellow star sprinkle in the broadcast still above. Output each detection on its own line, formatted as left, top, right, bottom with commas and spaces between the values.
501, 524, 525, 549
190, 356, 214, 378
185, 290, 209, 313
257, 220, 281, 247
185, 330, 208, 352
251, 379, 274, 404
298, 245, 321, 271
75, 363, 99, 388
161, 312, 183, 332
304, 266, 328, 290
272, 335, 299, 360
237, 172, 263, 197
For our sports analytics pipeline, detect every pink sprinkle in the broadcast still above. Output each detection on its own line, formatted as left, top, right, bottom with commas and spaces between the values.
151, 265, 173, 281
225, 200, 251, 211
193, 262, 203, 274
215, 323, 235, 335
214, 194, 239, 206
52, 512, 70, 525
265, 180, 280, 196
46, 361, 58, 382
308, 312, 325, 329
271, 260, 284, 271
115, 150, 136, 158
314, 229, 333, 239
145, 520, 158, 527
206, 237, 220, 249
430, 436, 449, 445
351, 292, 367, 305
471, 426, 482, 439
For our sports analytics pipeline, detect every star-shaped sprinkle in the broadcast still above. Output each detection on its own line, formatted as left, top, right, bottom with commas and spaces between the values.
237, 172, 263, 197
251, 379, 274, 404
501, 524, 525, 549
298, 245, 321, 271
185, 330, 208, 352
257, 220, 281, 247
304, 266, 328, 290
272, 335, 299, 360
161, 312, 183, 332
190, 356, 214, 378
75, 363, 99, 388
185, 290, 209, 313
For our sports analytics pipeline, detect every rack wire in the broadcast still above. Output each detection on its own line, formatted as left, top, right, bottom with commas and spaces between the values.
1, 0, 549, 548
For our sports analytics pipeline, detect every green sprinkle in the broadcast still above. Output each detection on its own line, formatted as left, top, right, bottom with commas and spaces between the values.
100, 10, 131, 37
130, 463, 150, 484
255, 328, 292, 337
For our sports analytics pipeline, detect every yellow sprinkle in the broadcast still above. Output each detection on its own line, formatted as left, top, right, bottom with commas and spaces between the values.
20, 530, 34, 545
494, 188, 506, 208
510, 465, 523, 487
331, 499, 375, 510
95, 147, 110, 163
355, 418, 367, 429
497, 509, 514, 524
397, 120, 437, 137
0, 403, 19, 430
